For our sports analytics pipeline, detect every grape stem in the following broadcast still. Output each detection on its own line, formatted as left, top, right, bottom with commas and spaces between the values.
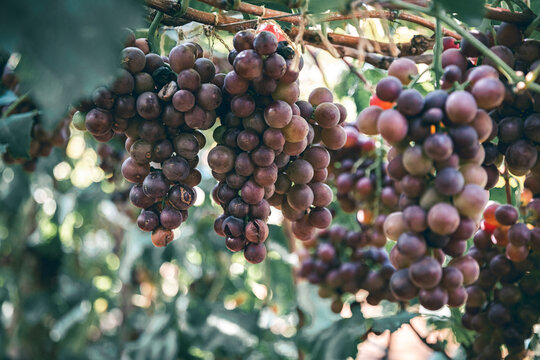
342, 57, 369, 86
503, 168, 513, 205
148, 10, 164, 52
374, 135, 384, 220
306, 46, 330, 88
432, 14, 443, 89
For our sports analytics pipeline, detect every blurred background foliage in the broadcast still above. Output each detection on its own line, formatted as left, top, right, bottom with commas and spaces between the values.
0, 0, 509, 359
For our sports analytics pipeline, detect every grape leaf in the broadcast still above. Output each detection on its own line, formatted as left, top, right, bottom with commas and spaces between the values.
0, 89, 17, 107
306, 306, 367, 360
371, 311, 416, 333
0, 111, 35, 158
0, 0, 143, 131
307, 0, 350, 13
435, 0, 486, 27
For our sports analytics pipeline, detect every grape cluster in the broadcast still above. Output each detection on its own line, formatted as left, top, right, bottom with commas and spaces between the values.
462, 203, 540, 359
208, 29, 346, 263
298, 226, 397, 313
330, 125, 400, 221
1, 60, 71, 171
75, 35, 221, 247
443, 24, 540, 182
356, 58, 506, 310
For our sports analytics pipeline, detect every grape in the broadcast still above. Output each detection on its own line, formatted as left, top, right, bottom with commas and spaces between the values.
169, 44, 196, 73
308, 87, 333, 106
92, 87, 115, 109
173, 133, 199, 159
282, 115, 309, 142
387, 58, 418, 85
272, 81, 300, 104
377, 109, 408, 144
251, 146, 275, 167
375, 76, 402, 102
460, 30, 489, 57
130, 184, 156, 208
321, 126, 347, 150
121, 47, 146, 73
252, 76, 277, 95
310, 183, 333, 207
287, 184, 314, 211
121, 157, 150, 183
208, 145, 236, 174
225, 236, 247, 252
172, 89, 195, 112
472, 77, 505, 110
423, 133, 453, 162
419, 286, 448, 310
484, 45, 515, 69
233, 30, 255, 51
263, 128, 285, 151
177, 69, 201, 92
241, 180, 265, 205
314, 103, 340, 128
472, 109, 493, 143
264, 100, 292, 128
356, 106, 381, 135
160, 206, 183, 229
396, 89, 424, 116
234, 50, 263, 80
245, 219, 270, 243
389, 269, 419, 300
397, 232, 427, 258
402, 145, 432, 176
253, 31, 278, 55
264, 53, 287, 79
151, 228, 174, 247
441, 48, 467, 72
409, 256, 443, 290
524, 113, 540, 142
445, 90, 477, 124
244, 243, 267, 263
496, 22, 523, 50
114, 95, 136, 118
143, 171, 170, 199
85, 108, 113, 135
434, 167, 464, 195
193, 58, 215, 83
136, 91, 161, 119
287, 159, 314, 184
224, 71, 249, 95
505, 140, 538, 175
495, 205, 519, 226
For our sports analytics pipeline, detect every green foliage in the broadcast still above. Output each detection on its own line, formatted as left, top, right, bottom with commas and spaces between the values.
371, 311, 415, 333
0, 0, 143, 131
0, 111, 35, 158
435, 0, 486, 27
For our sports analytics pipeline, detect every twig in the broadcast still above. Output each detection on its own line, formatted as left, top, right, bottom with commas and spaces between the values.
306, 46, 330, 88
342, 57, 369, 86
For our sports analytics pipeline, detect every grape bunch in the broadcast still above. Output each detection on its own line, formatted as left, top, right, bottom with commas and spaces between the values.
356, 59, 507, 310
75, 34, 221, 247
298, 225, 397, 313
442, 24, 540, 181
1, 59, 71, 171
329, 125, 400, 217
462, 203, 540, 359
208, 29, 346, 263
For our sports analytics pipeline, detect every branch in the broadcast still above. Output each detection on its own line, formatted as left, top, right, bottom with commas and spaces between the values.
151, 5, 433, 57
197, 0, 460, 39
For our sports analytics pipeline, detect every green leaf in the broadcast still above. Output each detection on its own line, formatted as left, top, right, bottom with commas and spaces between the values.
436, 0, 486, 27
0, 89, 17, 106
371, 311, 416, 333
307, 0, 349, 13
0, 0, 143, 130
0, 111, 35, 158
307, 306, 368, 360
